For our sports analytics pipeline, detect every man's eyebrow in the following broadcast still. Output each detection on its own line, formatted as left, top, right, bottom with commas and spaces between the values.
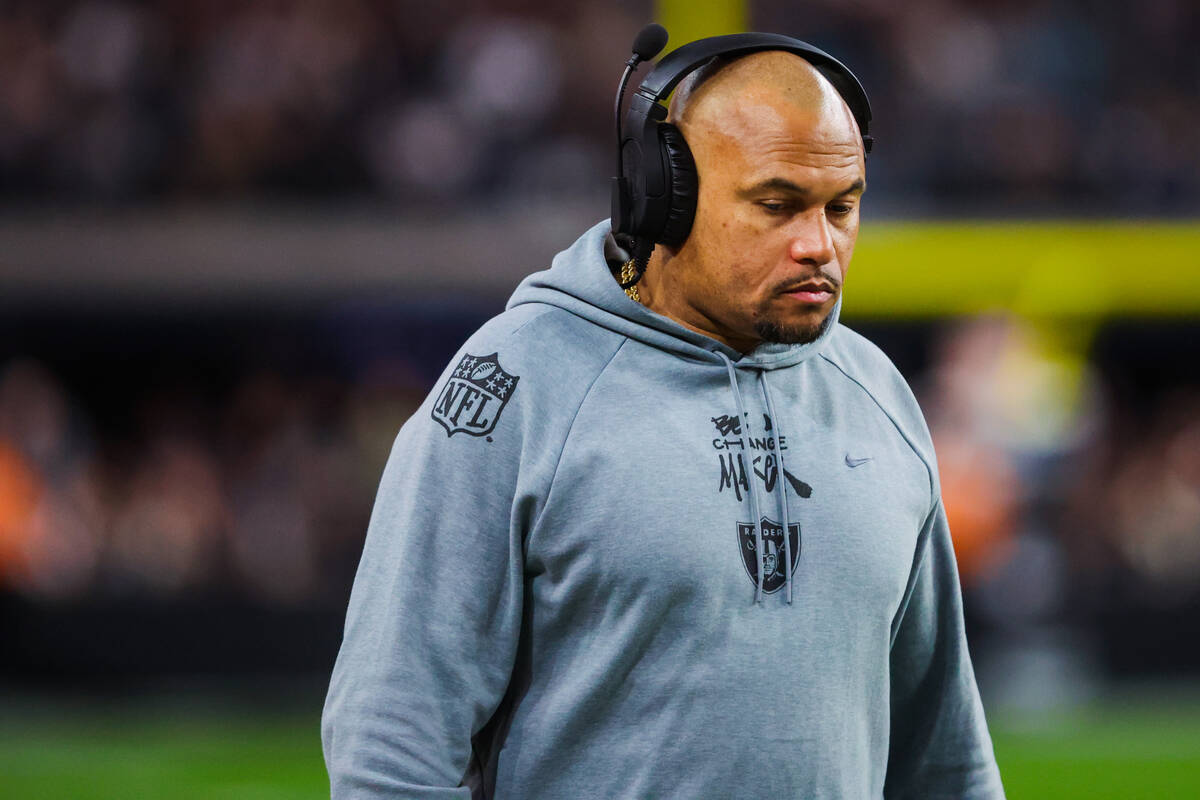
841, 178, 867, 196
738, 177, 866, 198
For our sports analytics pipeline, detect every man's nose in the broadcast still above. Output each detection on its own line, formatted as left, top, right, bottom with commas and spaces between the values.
788, 209, 836, 266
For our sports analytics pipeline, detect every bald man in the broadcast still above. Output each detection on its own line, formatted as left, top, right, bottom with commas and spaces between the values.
324, 43, 1005, 800
637, 51, 864, 353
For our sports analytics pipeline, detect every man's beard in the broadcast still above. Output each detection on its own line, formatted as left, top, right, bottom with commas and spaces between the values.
754, 310, 834, 345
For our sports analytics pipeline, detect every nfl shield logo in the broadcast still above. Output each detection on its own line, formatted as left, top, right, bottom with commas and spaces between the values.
431, 352, 519, 437
737, 517, 801, 594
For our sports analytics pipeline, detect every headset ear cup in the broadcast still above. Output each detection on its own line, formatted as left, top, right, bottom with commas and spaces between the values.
657, 123, 698, 248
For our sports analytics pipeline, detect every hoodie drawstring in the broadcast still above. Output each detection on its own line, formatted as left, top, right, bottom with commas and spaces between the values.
759, 372, 794, 605
716, 352, 767, 605
716, 353, 797, 606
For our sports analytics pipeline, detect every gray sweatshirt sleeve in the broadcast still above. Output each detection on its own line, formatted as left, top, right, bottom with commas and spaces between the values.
884, 499, 1006, 799
321, 396, 526, 798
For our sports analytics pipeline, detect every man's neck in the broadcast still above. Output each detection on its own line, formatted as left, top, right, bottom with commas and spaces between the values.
637, 250, 759, 354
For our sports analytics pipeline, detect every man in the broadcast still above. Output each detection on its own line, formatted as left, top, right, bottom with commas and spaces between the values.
323, 42, 1005, 799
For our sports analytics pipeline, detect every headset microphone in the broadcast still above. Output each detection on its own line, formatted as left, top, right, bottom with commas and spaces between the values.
612, 24, 669, 288
614, 23, 668, 179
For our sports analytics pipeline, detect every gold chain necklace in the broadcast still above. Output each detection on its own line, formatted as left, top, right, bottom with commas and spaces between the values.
619, 258, 642, 304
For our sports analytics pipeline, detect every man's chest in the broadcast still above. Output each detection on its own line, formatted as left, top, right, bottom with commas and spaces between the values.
525, 375, 931, 617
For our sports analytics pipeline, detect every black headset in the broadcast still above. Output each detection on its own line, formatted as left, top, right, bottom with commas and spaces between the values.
610, 25, 873, 287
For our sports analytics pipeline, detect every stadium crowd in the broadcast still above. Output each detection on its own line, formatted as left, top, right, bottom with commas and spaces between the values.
1, 0, 1197, 214
0, 354, 425, 606
2, 321, 1198, 629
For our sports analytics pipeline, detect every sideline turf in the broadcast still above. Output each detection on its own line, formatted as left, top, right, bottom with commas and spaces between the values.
0, 708, 327, 800
2, 700, 1199, 799
991, 703, 1200, 799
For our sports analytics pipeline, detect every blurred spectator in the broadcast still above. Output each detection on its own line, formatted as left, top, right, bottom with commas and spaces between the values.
921, 316, 1103, 592
106, 431, 226, 595
1068, 391, 1200, 605
0, 360, 103, 600
0, 353, 424, 608
1108, 400, 1200, 599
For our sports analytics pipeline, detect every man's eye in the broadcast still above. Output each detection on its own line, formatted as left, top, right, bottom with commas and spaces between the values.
759, 201, 788, 214
828, 203, 854, 216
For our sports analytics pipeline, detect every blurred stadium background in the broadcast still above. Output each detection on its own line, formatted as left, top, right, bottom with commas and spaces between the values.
1, 0, 1198, 796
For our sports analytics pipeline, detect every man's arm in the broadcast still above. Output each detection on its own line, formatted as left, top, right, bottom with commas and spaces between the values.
884, 499, 1006, 799
322, 381, 526, 799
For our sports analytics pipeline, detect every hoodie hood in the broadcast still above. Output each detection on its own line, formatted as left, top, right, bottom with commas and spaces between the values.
507, 219, 841, 371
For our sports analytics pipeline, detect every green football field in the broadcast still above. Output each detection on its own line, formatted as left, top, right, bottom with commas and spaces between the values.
3, 694, 1199, 799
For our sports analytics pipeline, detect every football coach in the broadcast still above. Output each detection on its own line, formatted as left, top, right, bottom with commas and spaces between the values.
323, 25, 1006, 799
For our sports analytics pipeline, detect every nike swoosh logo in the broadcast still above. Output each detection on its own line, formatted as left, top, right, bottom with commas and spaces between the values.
845, 454, 872, 468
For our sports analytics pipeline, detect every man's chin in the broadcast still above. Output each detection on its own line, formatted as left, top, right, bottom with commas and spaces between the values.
754, 310, 834, 345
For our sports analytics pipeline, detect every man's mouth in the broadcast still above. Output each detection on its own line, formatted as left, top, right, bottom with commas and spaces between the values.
780, 281, 837, 305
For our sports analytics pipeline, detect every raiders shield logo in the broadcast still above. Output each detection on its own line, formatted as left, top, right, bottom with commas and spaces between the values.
431, 353, 519, 437
737, 517, 801, 594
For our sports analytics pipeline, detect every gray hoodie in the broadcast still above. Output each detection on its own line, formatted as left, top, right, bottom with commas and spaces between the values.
322, 220, 1005, 799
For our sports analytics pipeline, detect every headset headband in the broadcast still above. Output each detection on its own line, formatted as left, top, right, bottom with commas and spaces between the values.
635, 33, 872, 150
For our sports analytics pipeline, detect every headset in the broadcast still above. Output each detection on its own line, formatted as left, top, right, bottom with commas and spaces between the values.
611, 24, 873, 288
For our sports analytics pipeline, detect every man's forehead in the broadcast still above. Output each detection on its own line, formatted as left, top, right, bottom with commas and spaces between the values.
671, 52, 862, 160
687, 94, 865, 181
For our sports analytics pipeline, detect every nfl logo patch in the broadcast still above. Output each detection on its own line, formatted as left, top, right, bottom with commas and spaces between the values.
431, 352, 519, 437
737, 517, 801, 594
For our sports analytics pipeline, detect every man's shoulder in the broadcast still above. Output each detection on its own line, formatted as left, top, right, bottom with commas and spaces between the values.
460, 303, 626, 378
821, 322, 937, 474
416, 304, 626, 456
822, 323, 910, 390
436, 303, 627, 421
